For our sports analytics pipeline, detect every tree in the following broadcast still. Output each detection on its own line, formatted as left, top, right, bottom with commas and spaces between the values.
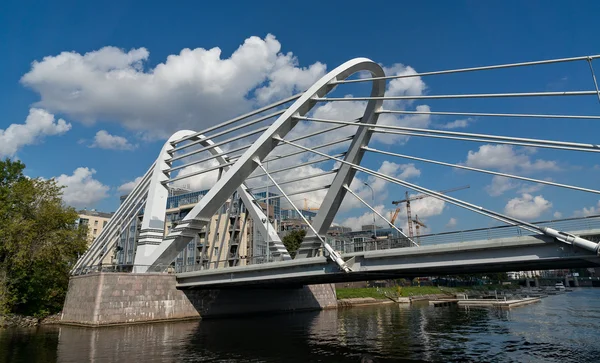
0, 158, 88, 317
282, 229, 306, 258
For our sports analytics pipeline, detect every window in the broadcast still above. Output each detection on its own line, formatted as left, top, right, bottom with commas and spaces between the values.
80, 218, 89, 225
94, 220, 98, 226
93, 229, 98, 235
103, 221, 107, 227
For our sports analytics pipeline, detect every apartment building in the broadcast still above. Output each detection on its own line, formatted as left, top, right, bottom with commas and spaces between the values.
77, 209, 114, 264
116, 188, 282, 272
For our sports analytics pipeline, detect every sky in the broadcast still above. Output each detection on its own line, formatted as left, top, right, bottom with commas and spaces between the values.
1, 0, 600, 233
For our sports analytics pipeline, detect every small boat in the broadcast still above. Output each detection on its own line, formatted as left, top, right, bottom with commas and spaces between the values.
555, 282, 566, 290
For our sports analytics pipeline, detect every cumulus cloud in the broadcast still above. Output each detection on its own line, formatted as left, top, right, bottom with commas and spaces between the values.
517, 183, 544, 194
504, 193, 552, 220
339, 192, 445, 232
486, 176, 519, 197
0, 108, 71, 157
446, 217, 458, 228
20, 35, 326, 139
553, 211, 563, 219
339, 205, 386, 231
117, 176, 143, 194
441, 117, 474, 129
573, 200, 600, 217
55, 167, 110, 208
465, 144, 560, 173
90, 130, 136, 150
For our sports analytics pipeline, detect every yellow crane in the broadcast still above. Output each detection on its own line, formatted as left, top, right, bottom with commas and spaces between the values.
390, 185, 470, 236
412, 214, 427, 246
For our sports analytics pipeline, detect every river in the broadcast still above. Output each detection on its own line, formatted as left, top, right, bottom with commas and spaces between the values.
1, 288, 599, 363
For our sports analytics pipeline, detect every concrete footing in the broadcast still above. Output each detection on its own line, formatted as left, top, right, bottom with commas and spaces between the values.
60, 273, 337, 326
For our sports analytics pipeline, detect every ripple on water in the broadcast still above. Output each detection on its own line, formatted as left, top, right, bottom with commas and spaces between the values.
1, 288, 600, 362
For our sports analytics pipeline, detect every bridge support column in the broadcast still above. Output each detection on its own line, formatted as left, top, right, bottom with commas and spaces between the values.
534, 278, 540, 288
574, 275, 580, 287
60, 273, 337, 326
564, 275, 570, 287
525, 279, 531, 288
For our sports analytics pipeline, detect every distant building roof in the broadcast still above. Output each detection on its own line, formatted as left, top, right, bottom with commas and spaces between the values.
78, 209, 114, 218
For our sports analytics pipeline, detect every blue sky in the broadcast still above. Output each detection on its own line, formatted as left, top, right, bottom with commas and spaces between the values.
1, 0, 600, 232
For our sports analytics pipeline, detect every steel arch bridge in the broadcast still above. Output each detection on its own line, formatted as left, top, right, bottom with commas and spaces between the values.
72, 54, 600, 280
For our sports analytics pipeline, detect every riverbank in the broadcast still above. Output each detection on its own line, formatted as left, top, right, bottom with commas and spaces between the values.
0, 314, 61, 328
336, 285, 467, 300
336, 284, 521, 299
335, 284, 530, 308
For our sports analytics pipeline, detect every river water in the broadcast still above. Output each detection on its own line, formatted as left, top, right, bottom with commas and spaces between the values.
1, 288, 599, 363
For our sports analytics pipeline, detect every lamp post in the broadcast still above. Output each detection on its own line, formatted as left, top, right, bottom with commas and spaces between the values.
363, 182, 376, 249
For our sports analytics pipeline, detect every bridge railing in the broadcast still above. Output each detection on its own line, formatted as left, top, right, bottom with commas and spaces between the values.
336, 215, 600, 254
70, 264, 175, 275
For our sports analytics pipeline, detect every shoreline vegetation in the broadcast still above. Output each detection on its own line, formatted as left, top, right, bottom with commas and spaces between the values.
336, 284, 520, 301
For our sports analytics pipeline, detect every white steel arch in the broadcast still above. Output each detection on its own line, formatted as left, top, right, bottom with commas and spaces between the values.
146, 57, 390, 271
73, 53, 600, 276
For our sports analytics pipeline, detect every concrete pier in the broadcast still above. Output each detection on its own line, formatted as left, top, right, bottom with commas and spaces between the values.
60, 273, 337, 326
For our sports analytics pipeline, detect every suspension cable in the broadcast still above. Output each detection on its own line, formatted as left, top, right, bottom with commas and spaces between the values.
313, 90, 599, 102
171, 93, 302, 145
248, 169, 338, 192
364, 146, 600, 195
294, 116, 600, 152
377, 109, 600, 120
342, 185, 416, 246
171, 110, 285, 153
255, 158, 350, 272
331, 54, 600, 84
274, 135, 543, 234
169, 126, 269, 162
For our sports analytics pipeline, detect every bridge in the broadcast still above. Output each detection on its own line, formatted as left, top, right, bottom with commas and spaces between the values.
61, 54, 600, 325
175, 216, 600, 288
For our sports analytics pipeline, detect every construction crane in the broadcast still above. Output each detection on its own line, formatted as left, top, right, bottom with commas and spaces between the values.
303, 198, 320, 211
391, 185, 470, 236
412, 215, 427, 246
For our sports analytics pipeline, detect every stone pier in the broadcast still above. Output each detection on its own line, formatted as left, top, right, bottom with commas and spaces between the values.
60, 273, 337, 326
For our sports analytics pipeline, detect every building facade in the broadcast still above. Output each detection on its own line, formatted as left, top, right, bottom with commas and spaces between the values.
116, 189, 282, 272
76, 209, 115, 265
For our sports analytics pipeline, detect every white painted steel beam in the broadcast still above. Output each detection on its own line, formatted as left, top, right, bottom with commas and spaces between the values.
147, 58, 387, 271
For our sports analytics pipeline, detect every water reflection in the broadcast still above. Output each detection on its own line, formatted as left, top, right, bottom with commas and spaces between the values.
2, 289, 600, 362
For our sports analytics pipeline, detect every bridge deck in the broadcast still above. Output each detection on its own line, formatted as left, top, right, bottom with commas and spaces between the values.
176, 229, 600, 288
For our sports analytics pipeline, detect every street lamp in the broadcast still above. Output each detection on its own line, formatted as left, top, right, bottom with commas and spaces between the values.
363, 182, 376, 242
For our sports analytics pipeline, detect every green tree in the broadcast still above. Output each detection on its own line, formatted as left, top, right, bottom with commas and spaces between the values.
282, 229, 306, 258
0, 158, 88, 317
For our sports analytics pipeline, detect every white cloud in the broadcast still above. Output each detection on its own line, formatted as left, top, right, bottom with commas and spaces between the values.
485, 175, 546, 197
485, 176, 519, 196
21, 35, 326, 139
465, 144, 560, 173
517, 183, 544, 194
339, 205, 386, 232
117, 176, 143, 194
504, 193, 552, 220
173, 161, 221, 192
573, 200, 600, 217
553, 211, 563, 219
90, 130, 136, 150
0, 108, 71, 157
339, 193, 445, 232
372, 105, 431, 145
441, 117, 474, 129
446, 217, 458, 228
55, 167, 110, 208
